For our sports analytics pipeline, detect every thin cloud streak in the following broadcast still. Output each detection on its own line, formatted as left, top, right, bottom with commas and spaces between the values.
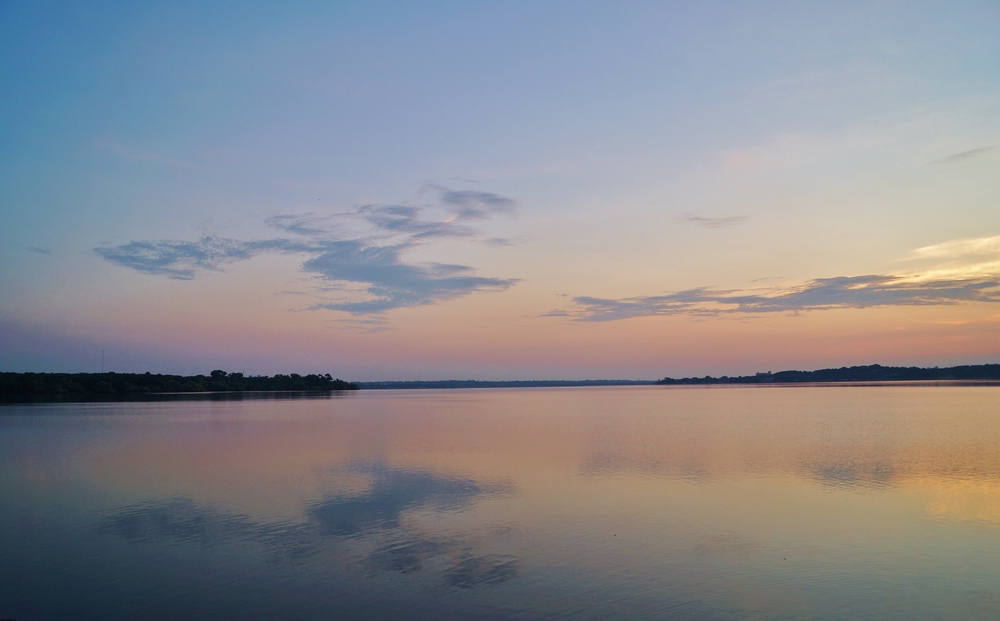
265, 213, 339, 237
560, 235, 1000, 321
909, 235, 1000, 260
563, 275, 1000, 322
437, 188, 517, 219
484, 237, 517, 247
680, 213, 747, 228
903, 235, 1000, 282
931, 146, 996, 164
96, 186, 518, 314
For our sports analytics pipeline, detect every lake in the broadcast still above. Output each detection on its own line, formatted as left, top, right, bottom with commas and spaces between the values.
2, 386, 999, 620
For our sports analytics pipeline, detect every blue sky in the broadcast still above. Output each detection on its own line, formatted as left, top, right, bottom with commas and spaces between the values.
2, 1, 999, 378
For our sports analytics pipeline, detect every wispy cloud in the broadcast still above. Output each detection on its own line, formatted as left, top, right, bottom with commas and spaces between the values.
96, 186, 518, 314
484, 237, 517, 247
908, 235, 1000, 260
95, 237, 300, 279
436, 188, 517, 219
680, 213, 747, 228
302, 241, 516, 313
27, 246, 51, 255
265, 213, 339, 237
931, 146, 996, 164
555, 235, 1000, 321
566, 275, 1000, 322
902, 234, 1000, 281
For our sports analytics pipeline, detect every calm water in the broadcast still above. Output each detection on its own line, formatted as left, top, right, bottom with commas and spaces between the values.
2, 386, 1000, 620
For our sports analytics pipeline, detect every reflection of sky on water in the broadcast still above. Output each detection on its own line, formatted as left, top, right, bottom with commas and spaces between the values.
580, 453, 711, 482
581, 452, 903, 491
806, 461, 896, 489
94, 498, 320, 560
94, 461, 519, 589
308, 461, 510, 536
6, 389, 1000, 620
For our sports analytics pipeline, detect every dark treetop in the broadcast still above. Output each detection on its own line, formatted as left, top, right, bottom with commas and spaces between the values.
657, 364, 1000, 385
0, 370, 358, 397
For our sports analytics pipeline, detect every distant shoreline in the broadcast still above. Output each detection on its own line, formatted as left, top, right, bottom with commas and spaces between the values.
2, 364, 999, 404
355, 380, 656, 389
656, 364, 1000, 385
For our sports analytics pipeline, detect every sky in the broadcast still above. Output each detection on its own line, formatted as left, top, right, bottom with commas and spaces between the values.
2, 1, 1000, 380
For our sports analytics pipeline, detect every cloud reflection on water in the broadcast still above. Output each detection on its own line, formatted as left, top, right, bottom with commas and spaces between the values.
806, 461, 897, 490
308, 461, 509, 536
94, 498, 319, 562
582, 452, 903, 491
94, 461, 518, 588
11, 389, 1000, 619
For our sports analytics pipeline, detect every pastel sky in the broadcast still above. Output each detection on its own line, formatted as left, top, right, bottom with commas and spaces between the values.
2, 1, 999, 379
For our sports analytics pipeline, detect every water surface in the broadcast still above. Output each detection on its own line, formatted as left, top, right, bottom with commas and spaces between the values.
2, 386, 1000, 620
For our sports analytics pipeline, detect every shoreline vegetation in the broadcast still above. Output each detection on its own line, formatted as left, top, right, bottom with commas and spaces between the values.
1, 364, 998, 402
657, 363, 1000, 384
0, 370, 358, 398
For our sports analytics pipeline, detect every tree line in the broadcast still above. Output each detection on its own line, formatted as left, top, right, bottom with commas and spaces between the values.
657, 364, 1000, 384
0, 370, 358, 396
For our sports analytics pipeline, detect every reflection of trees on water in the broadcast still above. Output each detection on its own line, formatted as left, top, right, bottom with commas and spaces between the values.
93, 461, 519, 589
